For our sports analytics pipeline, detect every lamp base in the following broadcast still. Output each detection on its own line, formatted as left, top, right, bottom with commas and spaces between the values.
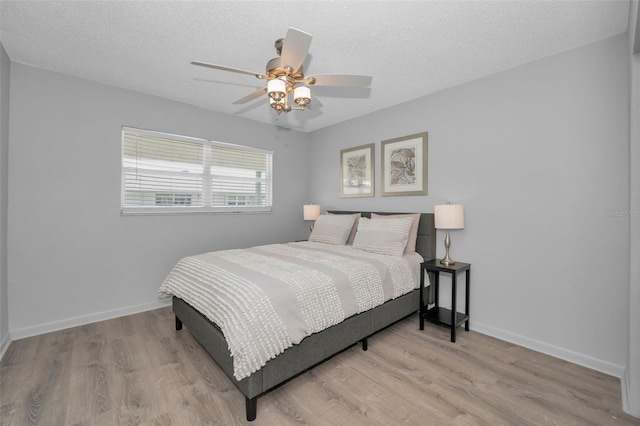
440, 256, 456, 266
441, 230, 455, 265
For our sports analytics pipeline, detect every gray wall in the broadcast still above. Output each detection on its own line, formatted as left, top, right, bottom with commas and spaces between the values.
626, 0, 639, 417
309, 34, 630, 375
0, 43, 10, 355
7, 64, 311, 336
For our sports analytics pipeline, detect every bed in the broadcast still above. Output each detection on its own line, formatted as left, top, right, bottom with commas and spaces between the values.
162, 211, 436, 421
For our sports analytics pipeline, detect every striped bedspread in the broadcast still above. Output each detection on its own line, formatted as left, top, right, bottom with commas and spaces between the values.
157, 241, 423, 380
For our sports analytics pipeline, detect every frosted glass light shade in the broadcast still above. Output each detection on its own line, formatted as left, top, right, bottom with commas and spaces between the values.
294, 86, 311, 106
267, 79, 286, 101
434, 204, 464, 229
303, 204, 321, 221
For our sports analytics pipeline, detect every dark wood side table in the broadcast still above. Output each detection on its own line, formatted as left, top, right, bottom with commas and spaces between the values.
420, 259, 471, 342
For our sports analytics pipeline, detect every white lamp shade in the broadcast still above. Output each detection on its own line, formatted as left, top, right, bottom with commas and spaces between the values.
303, 204, 321, 221
294, 86, 311, 105
267, 79, 286, 98
434, 204, 464, 229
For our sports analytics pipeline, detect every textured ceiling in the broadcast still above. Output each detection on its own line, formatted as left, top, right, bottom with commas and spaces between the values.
0, 1, 630, 132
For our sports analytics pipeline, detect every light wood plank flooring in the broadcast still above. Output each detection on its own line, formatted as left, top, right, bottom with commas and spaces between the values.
1, 307, 638, 425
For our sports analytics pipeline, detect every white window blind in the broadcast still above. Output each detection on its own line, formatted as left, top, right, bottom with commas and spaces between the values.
121, 127, 272, 214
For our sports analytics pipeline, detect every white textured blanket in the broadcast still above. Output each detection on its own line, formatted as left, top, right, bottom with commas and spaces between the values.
157, 242, 423, 380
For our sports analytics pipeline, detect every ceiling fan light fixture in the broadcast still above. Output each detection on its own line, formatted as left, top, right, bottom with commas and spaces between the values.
267, 79, 286, 102
294, 86, 311, 107
269, 97, 284, 111
192, 28, 372, 118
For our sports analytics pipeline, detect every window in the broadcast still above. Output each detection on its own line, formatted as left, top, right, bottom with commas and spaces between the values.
155, 194, 192, 206
121, 127, 272, 214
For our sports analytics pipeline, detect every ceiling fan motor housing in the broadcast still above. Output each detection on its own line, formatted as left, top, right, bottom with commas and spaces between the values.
266, 58, 305, 81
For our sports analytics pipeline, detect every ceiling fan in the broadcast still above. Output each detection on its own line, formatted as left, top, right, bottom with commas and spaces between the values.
191, 28, 372, 115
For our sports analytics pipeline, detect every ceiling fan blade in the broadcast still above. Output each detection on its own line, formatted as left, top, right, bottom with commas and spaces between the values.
233, 87, 268, 104
307, 74, 372, 87
191, 61, 267, 79
280, 28, 312, 72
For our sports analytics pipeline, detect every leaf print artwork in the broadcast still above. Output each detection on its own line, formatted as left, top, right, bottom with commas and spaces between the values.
347, 154, 367, 187
389, 146, 416, 185
381, 132, 426, 196
340, 143, 374, 198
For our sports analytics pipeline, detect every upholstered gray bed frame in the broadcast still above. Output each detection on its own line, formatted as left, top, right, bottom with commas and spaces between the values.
172, 211, 436, 421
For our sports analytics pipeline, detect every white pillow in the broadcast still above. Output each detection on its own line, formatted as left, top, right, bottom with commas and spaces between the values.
371, 213, 420, 254
308, 214, 357, 245
352, 216, 414, 257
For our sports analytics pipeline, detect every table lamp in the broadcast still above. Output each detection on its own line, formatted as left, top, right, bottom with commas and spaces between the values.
434, 202, 464, 265
303, 204, 321, 230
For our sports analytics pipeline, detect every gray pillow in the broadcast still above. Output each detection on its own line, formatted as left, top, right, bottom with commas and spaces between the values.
371, 213, 421, 254
352, 216, 414, 257
308, 214, 357, 245
328, 212, 361, 245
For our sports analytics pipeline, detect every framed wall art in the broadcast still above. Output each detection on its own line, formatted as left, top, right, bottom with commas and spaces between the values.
381, 132, 428, 196
340, 143, 375, 198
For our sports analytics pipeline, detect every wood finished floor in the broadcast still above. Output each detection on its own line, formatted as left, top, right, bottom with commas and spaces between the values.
1, 307, 638, 425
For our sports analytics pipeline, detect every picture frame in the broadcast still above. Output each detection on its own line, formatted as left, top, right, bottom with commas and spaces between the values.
340, 143, 375, 198
381, 132, 428, 196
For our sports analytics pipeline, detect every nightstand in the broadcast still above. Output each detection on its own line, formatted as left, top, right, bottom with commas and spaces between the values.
420, 259, 471, 342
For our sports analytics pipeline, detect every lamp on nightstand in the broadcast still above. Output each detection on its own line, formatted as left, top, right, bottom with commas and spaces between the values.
303, 204, 321, 230
434, 202, 464, 265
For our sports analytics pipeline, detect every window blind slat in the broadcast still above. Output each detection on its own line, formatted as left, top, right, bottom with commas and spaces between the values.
122, 128, 272, 213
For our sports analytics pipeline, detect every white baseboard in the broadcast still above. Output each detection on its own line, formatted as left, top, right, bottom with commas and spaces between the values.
472, 321, 625, 378
621, 367, 640, 418
622, 367, 630, 413
0, 331, 10, 362
9, 299, 172, 341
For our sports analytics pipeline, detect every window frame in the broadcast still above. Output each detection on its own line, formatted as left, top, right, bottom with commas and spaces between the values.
121, 127, 273, 215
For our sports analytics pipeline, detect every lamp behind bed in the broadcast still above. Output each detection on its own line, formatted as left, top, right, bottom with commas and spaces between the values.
303, 204, 321, 230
